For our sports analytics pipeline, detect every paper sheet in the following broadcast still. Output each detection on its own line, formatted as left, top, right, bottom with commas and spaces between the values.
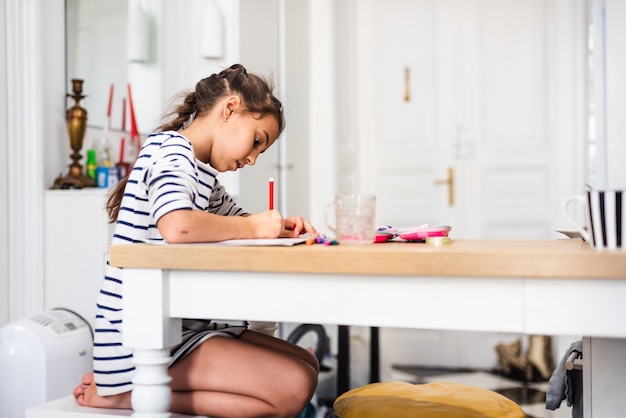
144, 238, 307, 247
212, 238, 307, 246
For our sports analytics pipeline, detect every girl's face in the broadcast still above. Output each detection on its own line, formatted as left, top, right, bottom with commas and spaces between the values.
210, 109, 279, 173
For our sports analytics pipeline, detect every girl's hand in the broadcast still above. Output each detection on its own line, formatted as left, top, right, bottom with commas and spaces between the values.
248, 210, 285, 238
282, 216, 318, 238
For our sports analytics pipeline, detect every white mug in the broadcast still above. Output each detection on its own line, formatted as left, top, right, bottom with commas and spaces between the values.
563, 189, 625, 250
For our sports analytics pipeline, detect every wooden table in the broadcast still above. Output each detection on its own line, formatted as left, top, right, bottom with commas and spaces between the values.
110, 239, 626, 417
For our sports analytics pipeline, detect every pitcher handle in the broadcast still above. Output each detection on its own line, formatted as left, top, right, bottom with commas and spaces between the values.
324, 202, 336, 234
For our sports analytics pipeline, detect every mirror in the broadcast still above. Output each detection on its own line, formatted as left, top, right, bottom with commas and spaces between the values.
65, 0, 272, 199
65, 0, 241, 192
66, 0, 236, 137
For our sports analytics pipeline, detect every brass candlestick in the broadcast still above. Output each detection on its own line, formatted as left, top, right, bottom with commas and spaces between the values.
52, 79, 96, 189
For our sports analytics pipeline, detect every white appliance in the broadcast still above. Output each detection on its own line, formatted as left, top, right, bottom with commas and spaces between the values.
0, 309, 93, 418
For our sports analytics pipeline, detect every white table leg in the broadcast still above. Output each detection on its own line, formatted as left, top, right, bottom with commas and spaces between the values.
123, 268, 182, 418
131, 348, 172, 418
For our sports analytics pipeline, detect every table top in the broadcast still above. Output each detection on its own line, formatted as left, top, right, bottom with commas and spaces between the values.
109, 239, 626, 279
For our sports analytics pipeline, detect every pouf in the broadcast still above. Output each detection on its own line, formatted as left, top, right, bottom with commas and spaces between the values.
333, 381, 526, 418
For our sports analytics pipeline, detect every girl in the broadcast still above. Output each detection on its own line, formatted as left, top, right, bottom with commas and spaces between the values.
73, 64, 320, 418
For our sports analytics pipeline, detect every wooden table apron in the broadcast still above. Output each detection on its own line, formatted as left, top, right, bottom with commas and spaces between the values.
110, 240, 626, 417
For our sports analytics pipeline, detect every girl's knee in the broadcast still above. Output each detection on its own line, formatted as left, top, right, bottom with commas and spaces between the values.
302, 348, 321, 374
278, 365, 318, 415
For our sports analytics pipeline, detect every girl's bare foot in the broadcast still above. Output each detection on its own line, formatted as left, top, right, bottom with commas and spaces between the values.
72, 372, 92, 399
73, 372, 132, 409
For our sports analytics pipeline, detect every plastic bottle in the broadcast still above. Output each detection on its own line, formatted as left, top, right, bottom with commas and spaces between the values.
108, 166, 119, 189
96, 136, 113, 168
95, 135, 113, 188
85, 149, 97, 180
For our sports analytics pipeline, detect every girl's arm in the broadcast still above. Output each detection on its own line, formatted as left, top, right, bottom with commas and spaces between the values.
157, 209, 285, 244
158, 210, 319, 244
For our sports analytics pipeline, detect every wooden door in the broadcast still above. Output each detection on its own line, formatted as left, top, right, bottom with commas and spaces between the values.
354, 0, 567, 240
354, 0, 454, 230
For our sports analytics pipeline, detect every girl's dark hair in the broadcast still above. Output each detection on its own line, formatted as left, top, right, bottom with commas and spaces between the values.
105, 64, 284, 223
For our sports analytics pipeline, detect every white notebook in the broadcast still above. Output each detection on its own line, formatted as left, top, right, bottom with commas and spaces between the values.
213, 238, 307, 246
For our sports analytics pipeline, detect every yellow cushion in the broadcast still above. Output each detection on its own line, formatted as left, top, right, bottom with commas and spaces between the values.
333, 381, 526, 418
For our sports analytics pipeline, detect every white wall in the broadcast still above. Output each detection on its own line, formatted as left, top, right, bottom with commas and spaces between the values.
606, 0, 626, 188
0, 0, 9, 326
1, 0, 66, 325
307, 0, 337, 229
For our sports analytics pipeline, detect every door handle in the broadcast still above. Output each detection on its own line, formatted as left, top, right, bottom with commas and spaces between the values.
404, 67, 411, 102
433, 167, 454, 206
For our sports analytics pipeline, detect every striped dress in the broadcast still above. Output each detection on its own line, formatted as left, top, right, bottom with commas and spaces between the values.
93, 131, 247, 396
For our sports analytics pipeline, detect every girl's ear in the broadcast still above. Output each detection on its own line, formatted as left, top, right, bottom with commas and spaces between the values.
223, 95, 242, 119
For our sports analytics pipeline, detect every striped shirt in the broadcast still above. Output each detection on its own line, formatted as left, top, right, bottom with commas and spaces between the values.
93, 131, 246, 396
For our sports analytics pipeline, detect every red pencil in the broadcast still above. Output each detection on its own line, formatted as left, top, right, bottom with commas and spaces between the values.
269, 178, 274, 210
